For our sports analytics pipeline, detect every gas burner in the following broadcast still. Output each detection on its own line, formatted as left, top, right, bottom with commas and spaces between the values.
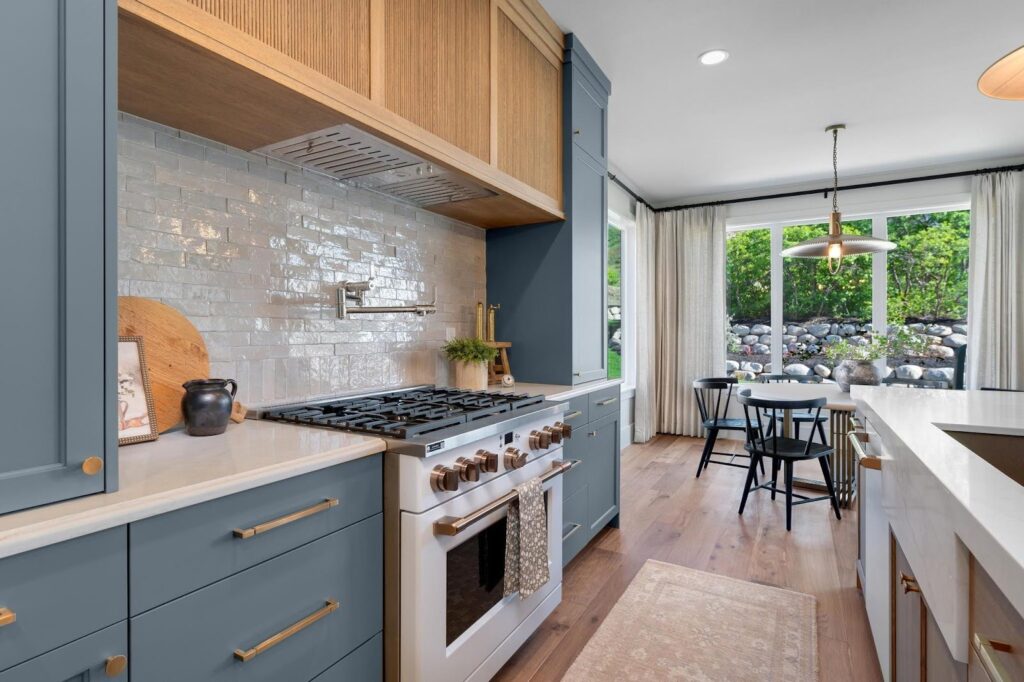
263, 386, 546, 439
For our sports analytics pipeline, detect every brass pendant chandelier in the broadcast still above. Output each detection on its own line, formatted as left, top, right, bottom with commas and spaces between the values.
781, 124, 895, 274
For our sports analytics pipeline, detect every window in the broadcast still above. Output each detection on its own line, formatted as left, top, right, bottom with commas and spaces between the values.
724, 205, 969, 387
607, 222, 623, 380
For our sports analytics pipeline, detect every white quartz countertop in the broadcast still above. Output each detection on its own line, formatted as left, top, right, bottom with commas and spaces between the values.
490, 377, 624, 401
853, 386, 1024, 645
0, 421, 386, 560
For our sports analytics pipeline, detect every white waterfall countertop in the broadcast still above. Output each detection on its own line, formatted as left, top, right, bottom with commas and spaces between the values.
0, 421, 386, 560
852, 386, 1024, 659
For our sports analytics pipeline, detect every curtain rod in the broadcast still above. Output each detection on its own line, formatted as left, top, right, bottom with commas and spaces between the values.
607, 173, 651, 208
654, 163, 1024, 212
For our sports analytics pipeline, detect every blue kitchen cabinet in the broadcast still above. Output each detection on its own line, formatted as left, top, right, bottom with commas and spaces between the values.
487, 34, 611, 385
0, 622, 127, 682
0, 0, 117, 515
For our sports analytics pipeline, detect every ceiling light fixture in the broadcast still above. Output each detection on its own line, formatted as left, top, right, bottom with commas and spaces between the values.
698, 49, 729, 66
979, 43, 1024, 100
780, 124, 895, 274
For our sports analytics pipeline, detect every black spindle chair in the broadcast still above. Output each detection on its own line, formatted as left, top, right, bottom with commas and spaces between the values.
736, 389, 841, 531
756, 374, 828, 443
692, 378, 763, 478
882, 376, 948, 390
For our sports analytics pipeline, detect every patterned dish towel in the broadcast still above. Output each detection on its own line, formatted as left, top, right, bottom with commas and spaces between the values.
504, 477, 549, 599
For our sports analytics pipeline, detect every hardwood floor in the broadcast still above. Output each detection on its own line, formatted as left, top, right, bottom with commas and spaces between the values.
494, 434, 883, 681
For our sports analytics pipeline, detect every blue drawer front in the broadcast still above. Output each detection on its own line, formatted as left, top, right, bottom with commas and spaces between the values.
130, 454, 382, 614
131, 513, 383, 682
0, 621, 127, 682
311, 632, 382, 681
0, 527, 126, 672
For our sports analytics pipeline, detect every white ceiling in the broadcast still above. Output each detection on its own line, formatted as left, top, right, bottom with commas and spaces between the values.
540, 0, 1024, 206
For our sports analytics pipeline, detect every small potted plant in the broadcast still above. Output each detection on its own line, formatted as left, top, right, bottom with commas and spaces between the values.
825, 327, 927, 392
442, 337, 498, 390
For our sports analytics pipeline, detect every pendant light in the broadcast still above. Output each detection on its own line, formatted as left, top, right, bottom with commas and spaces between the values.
978, 43, 1024, 100
781, 124, 895, 274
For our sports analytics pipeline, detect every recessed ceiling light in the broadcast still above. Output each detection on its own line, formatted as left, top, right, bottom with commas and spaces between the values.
698, 49, 729, 66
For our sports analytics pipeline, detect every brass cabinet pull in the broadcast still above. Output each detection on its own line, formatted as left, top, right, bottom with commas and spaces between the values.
234, 599, 339, 662
587, 431, 598, 437
564, 410, 584, 421
233, 498, 339, 539
899, 571, 921, 594
105, 654, 128, 677
973, 633, 1013, 682
848, 432, 881, 470
82, 456, 104, 476
434, 460, 577, 536
0, 608, 15, 627
596, 397, 618, 406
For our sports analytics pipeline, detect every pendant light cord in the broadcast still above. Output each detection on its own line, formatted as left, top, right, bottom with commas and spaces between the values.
832, 127, 839, 213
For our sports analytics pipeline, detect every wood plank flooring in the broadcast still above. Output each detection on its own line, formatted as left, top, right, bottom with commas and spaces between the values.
494, 435, 883, 682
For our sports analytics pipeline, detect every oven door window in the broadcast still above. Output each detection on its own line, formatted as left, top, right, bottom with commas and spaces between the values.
446, 515, 507, 645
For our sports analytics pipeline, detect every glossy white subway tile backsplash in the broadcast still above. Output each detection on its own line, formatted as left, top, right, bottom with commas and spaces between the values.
117, 114, 485, 405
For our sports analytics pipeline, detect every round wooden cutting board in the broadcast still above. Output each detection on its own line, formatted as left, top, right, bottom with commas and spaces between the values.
118, 296, 210, 433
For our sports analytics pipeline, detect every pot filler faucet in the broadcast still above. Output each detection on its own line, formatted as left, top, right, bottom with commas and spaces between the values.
336, 265, 437, 319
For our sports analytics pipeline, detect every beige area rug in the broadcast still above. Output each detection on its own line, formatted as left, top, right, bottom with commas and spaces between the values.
563, 560, 818, 681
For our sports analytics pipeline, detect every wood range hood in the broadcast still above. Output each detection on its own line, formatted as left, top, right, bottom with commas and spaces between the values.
118, 0, 565, 228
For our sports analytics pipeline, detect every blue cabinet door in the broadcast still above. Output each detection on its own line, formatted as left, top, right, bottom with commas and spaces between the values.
0, 0, 116, 514
570, 145, 608, 384
586, 412, 620, 533
0, 621, 127, 682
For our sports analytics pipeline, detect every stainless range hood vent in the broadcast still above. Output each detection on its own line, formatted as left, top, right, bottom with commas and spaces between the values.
255, 124, 495, 207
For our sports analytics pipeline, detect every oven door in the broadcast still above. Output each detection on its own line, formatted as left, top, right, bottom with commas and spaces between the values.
400, 452, 564, 682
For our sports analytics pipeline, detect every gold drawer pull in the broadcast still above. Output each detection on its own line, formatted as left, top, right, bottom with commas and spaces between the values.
0, 607, 15, 627
233, 498, 339, 539
596, 397, 618, 406
234, 599, 339, 662
564, 410, 584, 421
974, 633, 1013, 682
105, 654, 128, 677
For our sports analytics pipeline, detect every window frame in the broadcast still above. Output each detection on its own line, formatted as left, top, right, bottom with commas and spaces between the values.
725, 197, 971, 374
608, 207, 635, 391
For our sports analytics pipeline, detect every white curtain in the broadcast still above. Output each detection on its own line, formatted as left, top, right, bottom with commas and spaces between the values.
967, 171, 1024, 390
654, 206, 726, 436
633, 202, 657, 442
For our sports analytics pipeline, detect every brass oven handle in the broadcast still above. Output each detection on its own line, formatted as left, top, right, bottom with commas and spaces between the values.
234, 599, 339, 662
564, 410, 584, 421
973, 633, 1013, 682
848, 432, 881, 470
596, 397, 618, 406
233, 499, 339, 539
0, 607, 15, 627
433, 460, 578, 537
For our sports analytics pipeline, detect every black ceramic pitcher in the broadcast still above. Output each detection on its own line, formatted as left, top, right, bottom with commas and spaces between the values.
181, 378, 238, 436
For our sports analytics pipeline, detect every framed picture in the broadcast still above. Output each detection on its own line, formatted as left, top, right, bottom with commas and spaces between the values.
118, 336, 159, 445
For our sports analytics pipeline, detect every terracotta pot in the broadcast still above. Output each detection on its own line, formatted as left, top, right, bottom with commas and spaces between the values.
833, 360, 881, 393
452, 360, 489, 391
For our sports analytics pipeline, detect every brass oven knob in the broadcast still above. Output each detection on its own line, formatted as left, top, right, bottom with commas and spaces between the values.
504, 447, 528, 469
474, 450, 499, 473
554, 421, 572, 439
543, 425, 563, 444
529, 429, 551, 449
430, 465, 460, 492
454, 457, 479, 482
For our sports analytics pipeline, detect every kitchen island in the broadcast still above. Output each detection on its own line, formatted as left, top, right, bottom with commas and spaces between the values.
853, 386, 1024, 679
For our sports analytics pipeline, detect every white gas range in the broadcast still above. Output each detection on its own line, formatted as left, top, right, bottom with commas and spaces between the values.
260, 386, 575, 681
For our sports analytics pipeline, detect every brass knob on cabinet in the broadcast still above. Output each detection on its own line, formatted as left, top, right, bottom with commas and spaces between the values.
899, 572, 921, 594
554, 421, 573, 439
454, 457, 479, 482
105, 655, 128, 677
543, 425, 563, 444
430, 465, 460, 492
529, 429, 551, 449
474, 450, 499, 473
82, 456, 104, 476
504, 447, 528, 470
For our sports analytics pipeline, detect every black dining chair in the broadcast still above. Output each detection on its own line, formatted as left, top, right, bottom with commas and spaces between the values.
882, 376, 948, 390
692, 377, 763, 478
736, 389, 841, 531
756, 374, 828, 443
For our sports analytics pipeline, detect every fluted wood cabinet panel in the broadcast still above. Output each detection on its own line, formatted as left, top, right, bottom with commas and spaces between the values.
383, 0, 490, 161
186, 0, 371, 96
496, 10, 561, 200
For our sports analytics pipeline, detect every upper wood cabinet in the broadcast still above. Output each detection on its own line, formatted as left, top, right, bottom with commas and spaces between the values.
118, 0, 565, 228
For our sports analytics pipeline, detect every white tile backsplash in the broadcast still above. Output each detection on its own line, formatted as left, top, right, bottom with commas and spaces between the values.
117, 114, 485, 405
